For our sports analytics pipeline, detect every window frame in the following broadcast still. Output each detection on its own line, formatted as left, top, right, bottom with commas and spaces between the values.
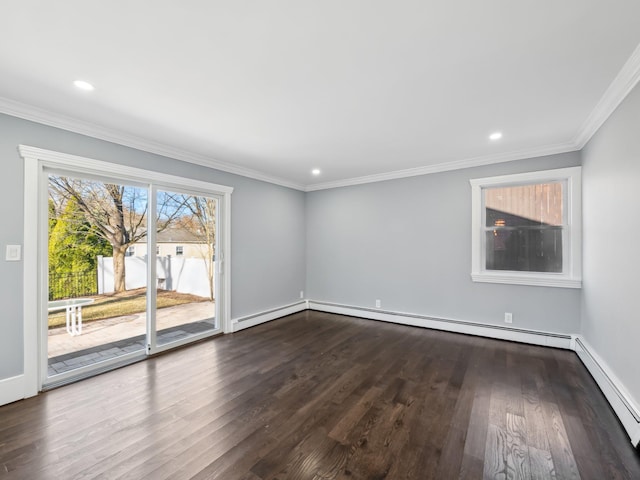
470, 166, 582, 288
20, 144, 234, 396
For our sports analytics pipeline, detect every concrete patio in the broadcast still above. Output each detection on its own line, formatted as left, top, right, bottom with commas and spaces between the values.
47, 301, 216, 376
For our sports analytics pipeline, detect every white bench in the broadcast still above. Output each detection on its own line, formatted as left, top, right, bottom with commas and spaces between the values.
48, 298, 95, 336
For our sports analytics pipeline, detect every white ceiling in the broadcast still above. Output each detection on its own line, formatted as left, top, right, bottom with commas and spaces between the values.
1, 1, 640, 190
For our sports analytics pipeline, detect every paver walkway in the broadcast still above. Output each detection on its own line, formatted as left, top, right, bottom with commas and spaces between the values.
47, 302, 216, 376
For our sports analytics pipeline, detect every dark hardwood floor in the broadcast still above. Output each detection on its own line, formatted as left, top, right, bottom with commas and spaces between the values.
1, 311, 639, 479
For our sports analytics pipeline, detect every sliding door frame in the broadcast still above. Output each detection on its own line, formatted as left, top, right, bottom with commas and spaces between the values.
147, 185, 224, 356
21, 145, 233, 393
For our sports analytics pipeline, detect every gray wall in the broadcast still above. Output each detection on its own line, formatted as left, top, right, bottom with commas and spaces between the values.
0, 113, 306, 380
306, 153, 582, 333
581, 82, 640, 404
7, 84, 637, 412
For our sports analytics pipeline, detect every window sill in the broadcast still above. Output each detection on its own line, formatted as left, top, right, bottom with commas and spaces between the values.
471, 273, 582, 289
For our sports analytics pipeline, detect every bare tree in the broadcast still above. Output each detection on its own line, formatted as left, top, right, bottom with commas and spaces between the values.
181, 195, 216, 300
49, 176, 185, 293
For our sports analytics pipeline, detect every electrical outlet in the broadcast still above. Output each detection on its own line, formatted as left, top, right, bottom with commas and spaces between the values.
375, 299, 381, 309
299, 290, 304, 299
504, 312, 513, 324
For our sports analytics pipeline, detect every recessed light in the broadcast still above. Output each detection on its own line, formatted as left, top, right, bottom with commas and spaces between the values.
489, 132, 503, 141
73, 80, 95, 91
311, 169, 321, 175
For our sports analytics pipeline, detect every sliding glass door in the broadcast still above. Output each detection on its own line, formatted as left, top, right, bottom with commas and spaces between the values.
43, 169, 225, 387
47, 173, 149, 380
150, 188, 220, 352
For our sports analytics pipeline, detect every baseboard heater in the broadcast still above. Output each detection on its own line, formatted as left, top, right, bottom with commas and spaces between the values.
308, 300, 572, 348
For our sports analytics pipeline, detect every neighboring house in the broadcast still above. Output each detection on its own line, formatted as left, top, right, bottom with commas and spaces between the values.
127, 228, 213, 260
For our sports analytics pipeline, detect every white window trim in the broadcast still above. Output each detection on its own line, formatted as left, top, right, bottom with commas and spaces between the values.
470, 166, 582, 289
20, 145, 234, 394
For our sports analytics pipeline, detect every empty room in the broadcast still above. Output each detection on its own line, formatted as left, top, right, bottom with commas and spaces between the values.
1, 2, 639, 479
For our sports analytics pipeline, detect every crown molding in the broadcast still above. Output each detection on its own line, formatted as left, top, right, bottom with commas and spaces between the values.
305, 141, 578, 191
3, 41, 640, 193
573, 41, 640, 149
0, 96, 580, 192
0, 96, 306, 191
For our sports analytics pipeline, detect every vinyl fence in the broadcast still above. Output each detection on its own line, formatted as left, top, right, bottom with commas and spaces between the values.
97, 255, 213, 299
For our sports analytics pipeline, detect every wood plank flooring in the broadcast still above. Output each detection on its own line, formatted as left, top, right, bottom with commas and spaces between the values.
1, 310, 639, 479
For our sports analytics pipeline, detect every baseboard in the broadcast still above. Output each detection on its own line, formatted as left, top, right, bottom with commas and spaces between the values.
0, 374, 26, 407
308, 301, 640, 446
308, 300, 572, 349
231, 301, 308, 332
6, 299, 637, 447
573, 336, 640, 447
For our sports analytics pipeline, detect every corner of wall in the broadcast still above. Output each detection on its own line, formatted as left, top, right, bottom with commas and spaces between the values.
573, 336, 640, 447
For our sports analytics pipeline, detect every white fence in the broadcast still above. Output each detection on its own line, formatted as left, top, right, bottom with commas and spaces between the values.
97, 255, 213, 298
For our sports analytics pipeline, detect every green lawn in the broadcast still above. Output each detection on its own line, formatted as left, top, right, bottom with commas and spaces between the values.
48, 288, 210, 329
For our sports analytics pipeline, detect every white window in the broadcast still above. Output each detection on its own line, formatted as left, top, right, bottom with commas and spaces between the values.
126, 246, 135, 257
176, 245, 184, 256
470, 167, 581, 288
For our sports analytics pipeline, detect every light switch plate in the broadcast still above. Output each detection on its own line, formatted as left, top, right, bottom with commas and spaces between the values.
6, 245, 21, 261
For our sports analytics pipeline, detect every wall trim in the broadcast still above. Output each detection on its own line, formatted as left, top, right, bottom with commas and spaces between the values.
573, 336, 640, 447
307, 301, 638, 446
0, 98, 580, 192
573, 42, 640, 149
19, 145, 236, 195
1, 43, 639, 193
4, 299, 639, 447
305, 141, 578, 191
470, 273, 582, 289
0, 375, 26, 407
231, 301, 308, 332
469, 166, 582, 290
20, 145, 234, 391
308, 301, 572, 349
0, 96, 306, 192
